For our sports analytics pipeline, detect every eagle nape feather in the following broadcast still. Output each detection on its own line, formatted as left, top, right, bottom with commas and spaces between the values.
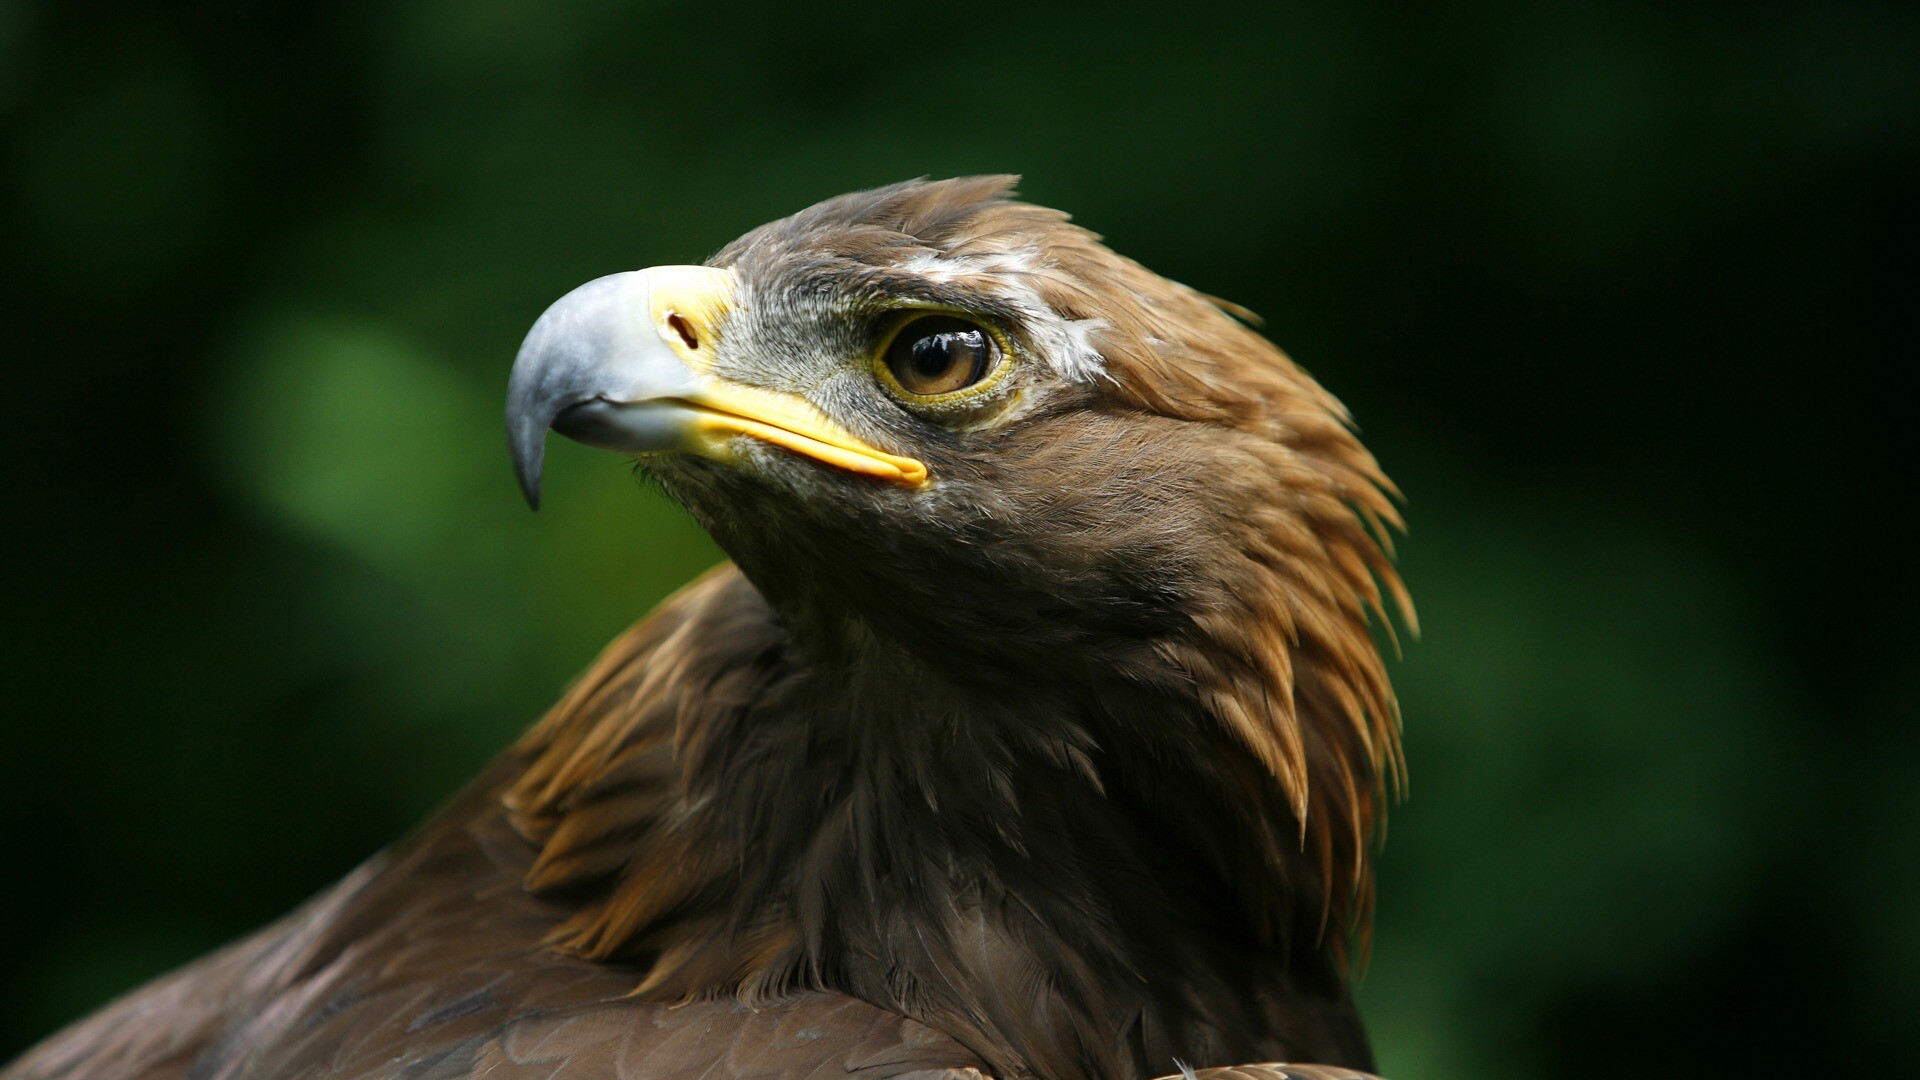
7, 177, 1408, 1080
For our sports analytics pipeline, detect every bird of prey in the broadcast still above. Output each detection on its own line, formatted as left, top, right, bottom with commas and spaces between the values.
5, 177, 1409, 1080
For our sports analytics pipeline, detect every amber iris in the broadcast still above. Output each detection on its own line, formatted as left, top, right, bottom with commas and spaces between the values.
884, 315, 999, 397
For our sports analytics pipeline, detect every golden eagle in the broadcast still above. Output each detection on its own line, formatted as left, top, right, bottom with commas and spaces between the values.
7, 177, 1409, 1080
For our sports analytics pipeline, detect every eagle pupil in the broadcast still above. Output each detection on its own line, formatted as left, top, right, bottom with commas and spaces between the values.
887, 315, 996, 397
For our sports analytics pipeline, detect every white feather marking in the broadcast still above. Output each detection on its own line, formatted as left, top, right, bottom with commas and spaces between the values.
901, 248, 1109, 384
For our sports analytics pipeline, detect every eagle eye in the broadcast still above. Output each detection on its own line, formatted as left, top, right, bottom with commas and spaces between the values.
881, 315, 1002, 399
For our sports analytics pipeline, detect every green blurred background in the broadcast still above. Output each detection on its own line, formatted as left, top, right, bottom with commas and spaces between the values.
1, 1, 1912, 1075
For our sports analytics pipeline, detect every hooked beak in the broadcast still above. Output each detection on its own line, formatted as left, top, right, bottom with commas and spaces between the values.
505, 265, 926, 509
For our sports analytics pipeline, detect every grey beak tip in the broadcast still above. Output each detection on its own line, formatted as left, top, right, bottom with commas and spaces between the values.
508, 417, 546, 511
507, 270, 666, 512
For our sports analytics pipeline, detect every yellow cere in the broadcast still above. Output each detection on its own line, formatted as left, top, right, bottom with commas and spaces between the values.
640, 265, 928, 487
644, 265, 735, 374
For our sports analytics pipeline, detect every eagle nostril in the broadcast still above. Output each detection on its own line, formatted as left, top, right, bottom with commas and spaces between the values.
667, 312, 699, 352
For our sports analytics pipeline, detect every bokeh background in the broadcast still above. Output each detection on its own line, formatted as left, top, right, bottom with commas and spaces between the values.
2, 1, 1913, 1076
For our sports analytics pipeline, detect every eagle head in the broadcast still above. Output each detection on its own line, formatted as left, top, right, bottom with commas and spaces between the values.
511, 174, 1404, 728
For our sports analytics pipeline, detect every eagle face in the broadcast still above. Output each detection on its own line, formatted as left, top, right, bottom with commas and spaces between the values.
508, 177, 1359, 685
